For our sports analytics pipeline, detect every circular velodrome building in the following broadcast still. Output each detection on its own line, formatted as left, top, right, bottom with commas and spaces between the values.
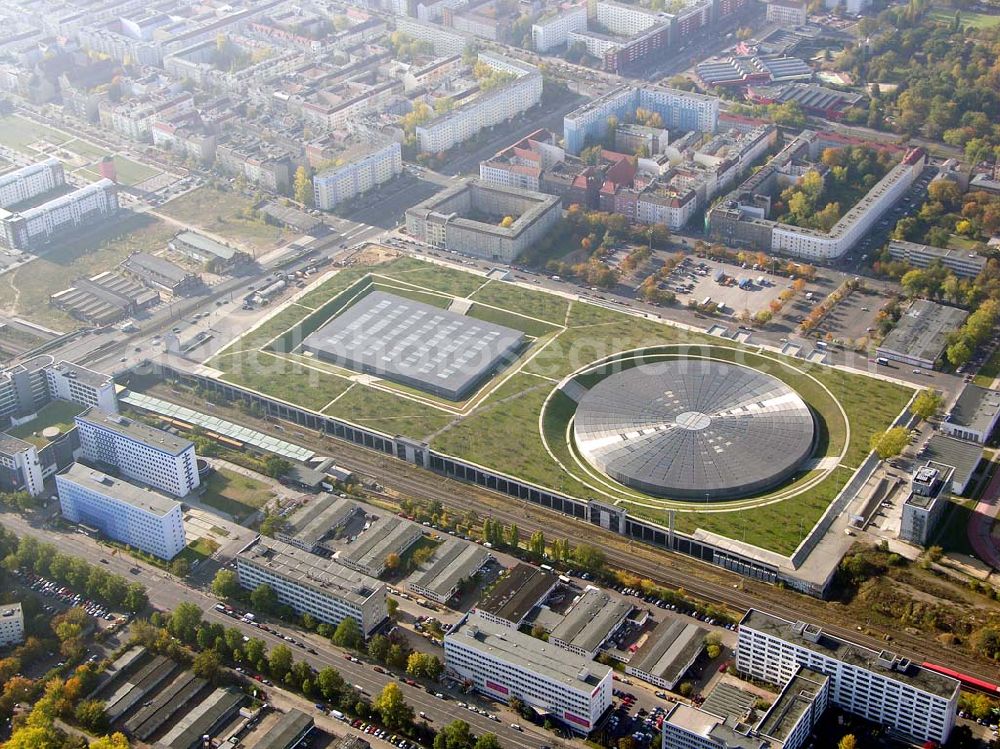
573, 360, 816, 500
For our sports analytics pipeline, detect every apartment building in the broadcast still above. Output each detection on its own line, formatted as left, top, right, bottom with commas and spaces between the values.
56, 464, 186, 560
98, 92, 195, 142
236, 536, 387, 638
479, 129, 568, 192
405, 180, 561, 262
45, 361, 118, 415
736, 609, 959, 745
887, 240, 986, 279
709, 138, 926, 260
941, 383, 1000, 444
445, 612, 613, 734
0, 604, 24, 647
0, 158, 65, 209
75, 408, 200, 498
595, 0, 663, 36
313, 140, 402, 210
563, 86, 719, 155
532, 5, 588, 52
765, 0, 808, 27
0, 179, 119, 251
216, 137, 294, 193
415, 55, 542, 154
0, 435, 44, 497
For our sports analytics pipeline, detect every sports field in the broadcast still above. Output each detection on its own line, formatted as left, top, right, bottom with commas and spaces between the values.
0, 114, 164, 187
928, 7, 1000, 29
207, 254, 913, 555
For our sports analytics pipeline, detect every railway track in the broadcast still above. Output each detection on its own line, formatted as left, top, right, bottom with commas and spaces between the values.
148, 387, 1000, 685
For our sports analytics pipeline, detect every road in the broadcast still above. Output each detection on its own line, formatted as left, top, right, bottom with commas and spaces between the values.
0, 511, 576, 749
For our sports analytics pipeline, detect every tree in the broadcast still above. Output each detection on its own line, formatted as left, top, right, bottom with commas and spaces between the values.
211, 569, 239, 599
434, 720, 473, 749
250, 583, 278, 613
317, 667, 346, 700
245, 637, 266, 665
368, 634, 390, 663
294, 166, 313, 206
123, 582, 148, 614
947, 337, 973, 367
89, 733, 131, 749
268, 644, 294, 681
192, 650, 222, 682
169, 557, 190, 577
838, 736, 858, 749
169, 602, 203, 643
333, 617, 362, 650
384, 552, 401, 572
911, 389, 943, 420
374, 682, 414, 730
870, 427, 910, 460
971, 627, 1000, 660
259, 511, 289, 538
262, 455, 292, 478
573, 544, 606, 573
75, 699, 108, 732
474, 735, 503, 749
528, 530, 545, 558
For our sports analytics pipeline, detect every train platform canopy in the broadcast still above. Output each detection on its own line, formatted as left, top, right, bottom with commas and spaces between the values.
119, 390, 314, 462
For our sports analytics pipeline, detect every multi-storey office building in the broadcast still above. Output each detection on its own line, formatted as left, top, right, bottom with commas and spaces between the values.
765, 0, 808, 27
0, 158, 65, 209
236, 536, 387, 637
313, 140, 402, 210
899, 463, 953, 546
0, 434, 44, 497
56, 463, 186, 560
887, 240, 986, 279
0, 603, 24, 647
444, 612, 613, 734
75, 407, 199, 498
563, 86, 719, 154
736, 609, 959, 745
0, 356, 53, 423
0, 179, 119, 251
45, 361, 118, 415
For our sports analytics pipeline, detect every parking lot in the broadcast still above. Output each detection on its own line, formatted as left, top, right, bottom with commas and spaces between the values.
658, 255, 792, 317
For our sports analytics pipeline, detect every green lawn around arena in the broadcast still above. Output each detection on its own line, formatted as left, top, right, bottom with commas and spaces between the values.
201, 255, 914, 555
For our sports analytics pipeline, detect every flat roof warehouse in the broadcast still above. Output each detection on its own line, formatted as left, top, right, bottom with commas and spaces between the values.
302, 291, 526, 400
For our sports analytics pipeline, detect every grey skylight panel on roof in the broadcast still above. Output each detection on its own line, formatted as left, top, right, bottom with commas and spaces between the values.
301, 291, 525, 400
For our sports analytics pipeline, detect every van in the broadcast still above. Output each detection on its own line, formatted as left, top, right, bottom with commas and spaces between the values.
330, 710, 346, 720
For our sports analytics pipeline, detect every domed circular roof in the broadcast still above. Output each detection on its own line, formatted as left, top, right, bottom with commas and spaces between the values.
572, 359, 815, 500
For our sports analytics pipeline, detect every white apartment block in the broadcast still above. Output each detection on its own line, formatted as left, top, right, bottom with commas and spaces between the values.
75, 408, 199, 498
532, 5, 588, 52
566, 31, 621, 59
0, 435, 45, 497
313, 141, 402, 210
0, 158, 65, 209
765, 0, 808, 27
445, 612, 613, 734
0, 604, 24, 647
0, 179, 119, 251
236, 536, 387, 637
595, 0, 662, 36
827, 0, 870, 15
56, 464, 186, 560
45, 361, 118, 415
771, 149, 925, 260
416, 54, 542, 154
736, 609, 959, 745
